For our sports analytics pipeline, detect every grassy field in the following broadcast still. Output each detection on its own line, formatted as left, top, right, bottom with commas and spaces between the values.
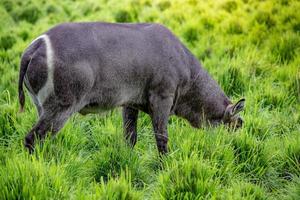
0, 0, 300, 199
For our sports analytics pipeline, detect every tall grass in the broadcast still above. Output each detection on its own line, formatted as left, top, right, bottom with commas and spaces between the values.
0, 0, 299, 199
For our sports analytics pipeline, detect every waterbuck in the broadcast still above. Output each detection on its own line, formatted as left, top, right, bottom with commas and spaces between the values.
18, 22, 245, 154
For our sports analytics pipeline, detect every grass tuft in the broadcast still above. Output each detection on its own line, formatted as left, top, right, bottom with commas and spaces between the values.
227, 20, 244, 35
12, 5, 41, 24
221, 67, 245, 96
93, 172, 142, 199
270, 33, 300, 64
115, 10, 133, 23
292, 22, 300, 33
288, 75, 300, 102
231, 133, 270, 182
255, 11, 276, 29
0, 156, 70, 199
228, 181, 268, 199
183, 26, 199, 44
157, 1, 171, 11
155, 157, 218, 199
222, 1, 238, 13
279, 135, 300, 179
0, 35, 16, 50
90, 135, 150, 189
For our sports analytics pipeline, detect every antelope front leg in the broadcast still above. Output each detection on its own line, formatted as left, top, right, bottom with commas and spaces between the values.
149, 93, 173, 155
122, 106, 139, 147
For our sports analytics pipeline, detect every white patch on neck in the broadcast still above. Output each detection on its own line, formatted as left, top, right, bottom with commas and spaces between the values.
36, 34, 54, 106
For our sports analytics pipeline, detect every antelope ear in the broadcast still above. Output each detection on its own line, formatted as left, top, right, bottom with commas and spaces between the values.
232, 98, 245, 116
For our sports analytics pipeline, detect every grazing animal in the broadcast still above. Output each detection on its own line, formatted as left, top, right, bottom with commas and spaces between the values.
18, 22, 245, 154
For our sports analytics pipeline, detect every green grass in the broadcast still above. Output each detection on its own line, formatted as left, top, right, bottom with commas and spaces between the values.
0, 0, 300, 199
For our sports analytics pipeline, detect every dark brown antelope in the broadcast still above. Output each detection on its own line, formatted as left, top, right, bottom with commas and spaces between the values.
18, 22, 245, 154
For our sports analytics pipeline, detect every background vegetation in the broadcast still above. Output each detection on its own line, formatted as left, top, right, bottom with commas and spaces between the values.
0, 0, 299, 199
